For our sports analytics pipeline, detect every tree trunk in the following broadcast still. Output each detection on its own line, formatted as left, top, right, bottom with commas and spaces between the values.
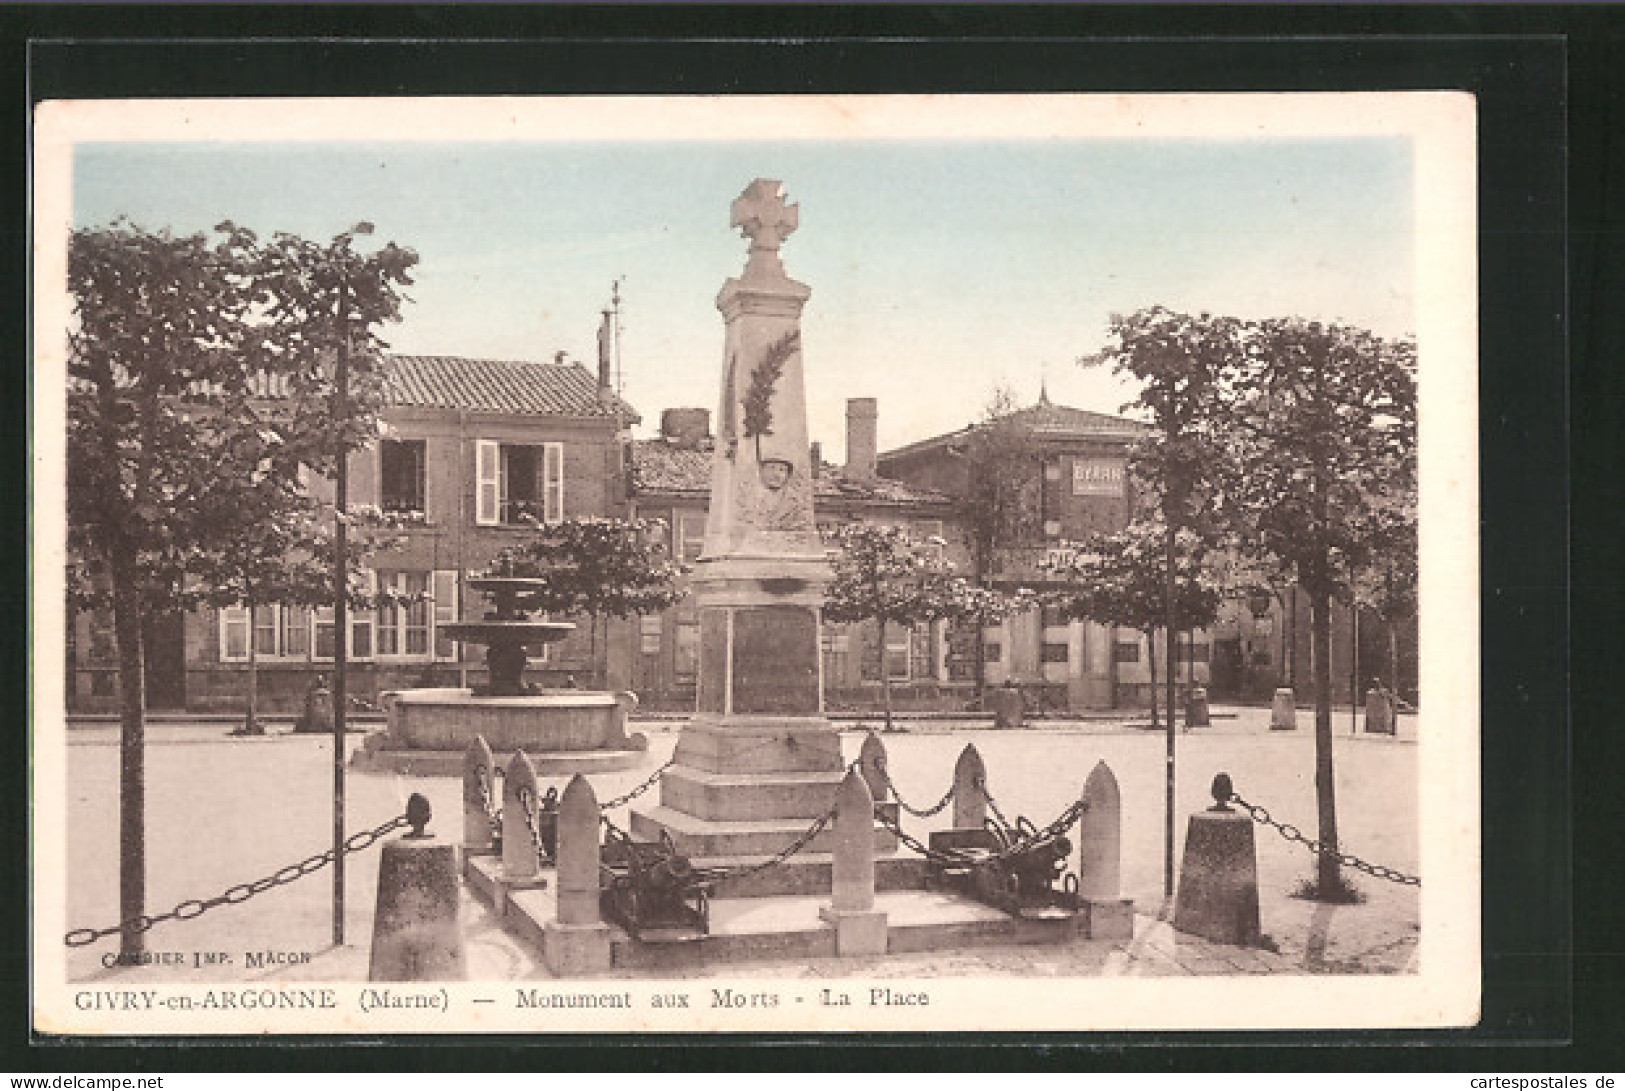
884, 617, 897, 728
589, 614, 600, 687
1387, 620, 1401, 697
1312, 585, 1341, 895
110, 565, 147, 957
245, 622, 261, 735
1147, 629, 1159, 728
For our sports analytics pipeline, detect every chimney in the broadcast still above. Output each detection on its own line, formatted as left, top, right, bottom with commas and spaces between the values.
660, 407, 711, 450
845, 398, 878, 479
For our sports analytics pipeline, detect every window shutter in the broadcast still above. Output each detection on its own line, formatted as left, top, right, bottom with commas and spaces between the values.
433, 569, 460, 661
476, 440, 501, 525
219, 607, 250, 663
544, 442, 564, 523
350, 570, 376, 661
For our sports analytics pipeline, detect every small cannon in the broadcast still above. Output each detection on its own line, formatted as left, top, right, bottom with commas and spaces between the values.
599, 827, 709, 943
926, 816, 1079, 921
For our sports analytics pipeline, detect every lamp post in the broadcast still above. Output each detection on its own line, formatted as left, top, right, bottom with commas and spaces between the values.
331, 281, 350, 947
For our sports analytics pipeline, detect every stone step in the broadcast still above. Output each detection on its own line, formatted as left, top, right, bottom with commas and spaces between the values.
693, 851, 932, 898
631, 805, 896, 858
657, 766, 848, 822
495, 886, 1082, 973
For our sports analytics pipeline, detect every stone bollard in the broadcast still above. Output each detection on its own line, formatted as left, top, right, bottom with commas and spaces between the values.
368, 794, 467, 982
1076, 761, 1134, 942
951, 744, 988, 830
1364, 688, 1396, 735
293, 677, 333, 735
1172, 773, 1262, 947
819, 768, 888, 955
542, 774, 614, 974
1270, 687, 1297, 731
1186, 685, 1210, 729
500, 751, 548, 891
463, 736, 498, 855
858, 731, 898, 826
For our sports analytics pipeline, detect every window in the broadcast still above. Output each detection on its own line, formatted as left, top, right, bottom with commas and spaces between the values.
220, 607, 250, 662
983, 641, 1003, 664
1041, 642, 1070, 664
885, 626, 912, 681
476, 440, 564, 525
378, 571, 431, 657
253, 607, 279, 656
673, 612, 700, 683
377, 570, 461, 661
1113, 641, 1141, 664
676, 510, 707, 563
219, 604, 312, 662
381, 439, 427, 515
432, 571, 460, 661
86, 613, 116, 662
1178, 641, 1211, 664
1040, 604, 1068, 629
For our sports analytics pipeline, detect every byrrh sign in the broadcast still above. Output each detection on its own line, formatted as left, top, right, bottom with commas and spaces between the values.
1071, 458, 1124, 496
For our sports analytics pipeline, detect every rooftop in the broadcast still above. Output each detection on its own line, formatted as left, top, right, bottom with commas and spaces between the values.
631, 438, 953, 507
878, 392, 1147, 462
382, 355, 640, 422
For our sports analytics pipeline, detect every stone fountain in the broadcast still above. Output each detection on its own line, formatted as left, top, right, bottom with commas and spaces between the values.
353, 576, 648, 776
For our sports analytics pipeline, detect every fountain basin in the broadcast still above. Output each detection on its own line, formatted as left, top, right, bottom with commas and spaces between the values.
353, 687, 650, 777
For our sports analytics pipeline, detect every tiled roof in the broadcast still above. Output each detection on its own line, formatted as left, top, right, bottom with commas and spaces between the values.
878, 396, 1146, 461
1002, 397, 1149, 436
382, 355, 640, 422
630, 438, 952, 507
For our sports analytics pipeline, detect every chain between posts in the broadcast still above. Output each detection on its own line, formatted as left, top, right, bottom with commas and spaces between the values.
65, 811, 412, 948
870, 755, 956, 818
598, 757, 676, 811
1227, 790, 1421, 887
974, 774, 1013, 830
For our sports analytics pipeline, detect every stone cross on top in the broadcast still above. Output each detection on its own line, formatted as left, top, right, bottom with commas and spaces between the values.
731, 179, 799, 279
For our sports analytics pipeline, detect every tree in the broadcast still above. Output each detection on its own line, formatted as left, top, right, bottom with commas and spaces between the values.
1228, 317, 1417, 896
948, 386, 1043, 696
822, 524, 1005, 730
1353, 481, 1419, 704
66, 220, 416, 955
1091, 305, 1243, 897
488, 517, 688, 685
1043, 519, 1224, 727
193, 501, 415, 735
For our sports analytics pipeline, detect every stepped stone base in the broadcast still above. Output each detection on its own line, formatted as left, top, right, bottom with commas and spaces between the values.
630, 805, 896, 858
632, 714, 895, 857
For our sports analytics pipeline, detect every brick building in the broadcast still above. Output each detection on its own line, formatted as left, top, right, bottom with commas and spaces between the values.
877, 390, 1216, 712
67, 353, 638, 714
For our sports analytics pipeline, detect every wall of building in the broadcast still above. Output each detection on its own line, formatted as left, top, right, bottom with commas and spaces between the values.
68, 406, 629, 715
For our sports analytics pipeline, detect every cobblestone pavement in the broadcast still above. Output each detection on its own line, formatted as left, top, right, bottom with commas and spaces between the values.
58, 706, 1419, 983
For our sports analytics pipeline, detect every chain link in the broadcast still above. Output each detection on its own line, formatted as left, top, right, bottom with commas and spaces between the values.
1229, 792, 1420, 887
871, 755, 957, 818
599, 757, 676, 810
974, 775, 1013, 831
65, 812, 411, 948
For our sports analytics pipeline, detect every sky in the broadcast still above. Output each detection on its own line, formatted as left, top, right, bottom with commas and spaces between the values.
72, 133, 1414, 458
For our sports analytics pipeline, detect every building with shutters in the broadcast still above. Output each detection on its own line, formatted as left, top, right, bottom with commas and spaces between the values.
66, 352, 638, 715
876, 390, 1216, 713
